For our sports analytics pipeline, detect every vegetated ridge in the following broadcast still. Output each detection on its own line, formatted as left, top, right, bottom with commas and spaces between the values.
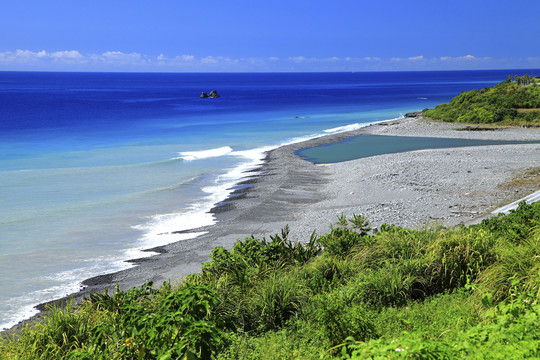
424, 74, 540, 125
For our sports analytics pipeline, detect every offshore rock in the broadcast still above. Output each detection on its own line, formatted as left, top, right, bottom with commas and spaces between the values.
208, 90, 220, 98
200, 90, 220, 98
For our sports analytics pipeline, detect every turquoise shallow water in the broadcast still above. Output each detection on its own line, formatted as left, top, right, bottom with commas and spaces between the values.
0, 70, 528, 329
296, 135, 539, 164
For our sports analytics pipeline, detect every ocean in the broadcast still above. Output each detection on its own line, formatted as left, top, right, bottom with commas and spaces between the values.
0, 70, 526, 329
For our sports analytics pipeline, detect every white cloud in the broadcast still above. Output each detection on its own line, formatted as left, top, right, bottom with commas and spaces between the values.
438, 55, 490, 62
100, 51, 142, 62
0, 49, 537, 72
289, 56, 306, 63
180, 54, 195, 61
16, 49, 41, 59
457, 54, 476, 60
201, 56, 218, 64
50, 50, 83, 59
0, 49, 85, 65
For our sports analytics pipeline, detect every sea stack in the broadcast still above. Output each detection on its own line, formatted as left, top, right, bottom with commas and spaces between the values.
200, 90, 220, 98
208, 90, 220, 98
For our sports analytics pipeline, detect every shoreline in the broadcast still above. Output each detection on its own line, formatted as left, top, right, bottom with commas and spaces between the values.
4, 116, 540, 335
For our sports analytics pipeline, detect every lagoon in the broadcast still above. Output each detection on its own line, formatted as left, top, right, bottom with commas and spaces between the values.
295, 135, 537, 164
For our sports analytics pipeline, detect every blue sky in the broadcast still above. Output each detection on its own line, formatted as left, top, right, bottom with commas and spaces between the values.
1, 0, 538, 72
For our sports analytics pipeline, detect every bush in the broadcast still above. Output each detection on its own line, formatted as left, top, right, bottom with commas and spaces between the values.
307, 292, 378, 347
253, 272, 307, 332
319, 214, 372, 256
200, 226, 321, 283
342, 291, 540, 359
423, 227, 498, 293
88, 282, 224, 359
474, 201, 540, 244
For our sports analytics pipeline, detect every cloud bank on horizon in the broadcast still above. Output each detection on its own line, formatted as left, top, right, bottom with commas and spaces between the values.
1, 0, 538, 72
1, 49, 538, 72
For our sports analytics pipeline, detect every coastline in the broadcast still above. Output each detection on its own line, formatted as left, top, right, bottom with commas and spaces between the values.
4, 116, 540, 335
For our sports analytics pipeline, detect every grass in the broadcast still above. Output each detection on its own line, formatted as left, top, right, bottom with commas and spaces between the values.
1, 203, 540, 359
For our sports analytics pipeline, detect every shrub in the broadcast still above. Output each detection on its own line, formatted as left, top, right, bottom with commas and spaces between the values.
341, 291, 540, 359
252, 272, 307, 332
423, 227, 498, 294
200, 227, 321, 282
309, 292, 378, 346
474, 201, 540, 244
319, 214, 372, 257
293, 254, 354, 294
87, 282, 224, 359
319, 227, 367, 257
477, 233, 540, 302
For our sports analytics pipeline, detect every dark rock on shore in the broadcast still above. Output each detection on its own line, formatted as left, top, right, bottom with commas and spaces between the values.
404, 111, 423, 118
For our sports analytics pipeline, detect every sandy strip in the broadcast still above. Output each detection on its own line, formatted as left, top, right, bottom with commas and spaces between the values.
5, 117, 540, 334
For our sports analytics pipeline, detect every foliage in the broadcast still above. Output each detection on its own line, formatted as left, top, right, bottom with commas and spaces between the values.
199, 225, 321, 282
2, 205, 540, 359
339, 291, 540, 359
318, 214, 372, 256
424, 75, 540, 124
473, 201, 540, 243
86, 282, 223, 359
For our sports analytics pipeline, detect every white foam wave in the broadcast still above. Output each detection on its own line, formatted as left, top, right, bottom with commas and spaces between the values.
1, 300, 40, 331
178, 146, 233, 161
133, 204, 215, 250
324, 123, 363, 134
132, 144, 275, 254
0, 274, 88, 331
284, 116, 405, 146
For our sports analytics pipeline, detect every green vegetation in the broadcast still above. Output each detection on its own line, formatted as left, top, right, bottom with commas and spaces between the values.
424, 74, 540, 125
1, 202, 540, 359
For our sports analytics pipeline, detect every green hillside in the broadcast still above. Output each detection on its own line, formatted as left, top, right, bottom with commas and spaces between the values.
424, 75, 540, 125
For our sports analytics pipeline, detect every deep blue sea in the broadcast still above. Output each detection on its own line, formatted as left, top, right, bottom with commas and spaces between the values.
0, 70, 527, 329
